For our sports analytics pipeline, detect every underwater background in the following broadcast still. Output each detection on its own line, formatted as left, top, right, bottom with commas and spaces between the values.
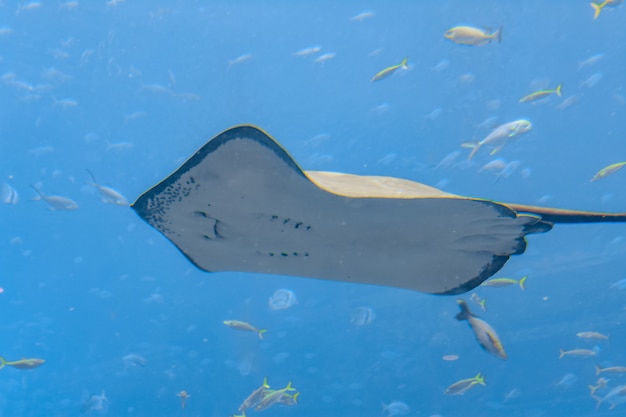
1, 1, 625, 416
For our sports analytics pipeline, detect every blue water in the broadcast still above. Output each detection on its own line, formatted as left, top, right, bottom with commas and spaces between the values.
1, 1, 625, 416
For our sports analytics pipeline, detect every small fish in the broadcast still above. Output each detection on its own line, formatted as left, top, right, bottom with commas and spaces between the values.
456, 300, 507, 360
53, 97, 78, 108
480, 276, 527, 290
293, 46, 322, 57
580, 72, 603, 88
1, 183, 19, 205
594, 384, 626, 410
350, 10, 375, 21
590, 0, 623, 20
371, 57, 408, 82
87, 170, 129, 206
223, 320, 267, 339
81, 390, 108, 413
254, 381, 296, 412
559, 348, 597, 358
444, 26, 502, 46
577, 331, 609, 340
314, 52, 336, 64
238, 377, 270, 413
469, 292, 486, 311
0, 356, 45, 370
519, 83, 562, 103
381, 400, 410, 416
596, 365, 626, 375
445, 372, 486, 395
477, 159, 506, 174
228, 54, 254, 67
591, 162, 626, 181
177, 390, 190, 409
464, 119, 532, 160
30, 185, 79, 211
589, 377, 609, 395
578, 53, 604, 69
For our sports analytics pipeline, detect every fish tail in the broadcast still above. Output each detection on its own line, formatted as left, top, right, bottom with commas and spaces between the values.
555, 83, 563, 97
257, 329, 267, 339
0, 356, 5, 369
495, 26, 503, 43
593, 394, 603, 410
475, 372, 486, 385
590, 2, 602, 19
589, 384, 597, 395
519, 275, 527, 290
400, 57, 409, 69
595, 365, 602, 376
455, 299, 472, 321
559, 349, 565, 359
467, 143, 481, 160
285, 381, 295, 391
262, 376, 270, 388
291, 392, 300, 404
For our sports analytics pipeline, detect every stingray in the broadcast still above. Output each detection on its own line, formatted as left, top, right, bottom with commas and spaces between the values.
132, 125, 626, 295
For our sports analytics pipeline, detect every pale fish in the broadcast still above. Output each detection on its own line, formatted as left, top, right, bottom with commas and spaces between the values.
228, 53, 254, 67
445, 372, 486, 395
381, 400, 409, 416
465, 119, 532, 160
30, 185, 79, 211
559, 348, 597, 358
87, 170, 129, 206
350, 10, 375, 21
577, 331, 609, 340
589, 377, 609, 395
594, 384, 626, 410
293, 46, 322, 57
314, 52, 336, 64
444, 26, 502, 46
596, 365, 626, 375
456, 300, 507, 360
1, 183, 18, 205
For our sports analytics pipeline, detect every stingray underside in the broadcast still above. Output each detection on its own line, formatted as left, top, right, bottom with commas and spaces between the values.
132, 125, 555, 295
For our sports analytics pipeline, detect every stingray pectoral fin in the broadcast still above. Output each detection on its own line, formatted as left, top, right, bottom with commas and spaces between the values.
132, 125, 557, 295
503, 203, 626, 224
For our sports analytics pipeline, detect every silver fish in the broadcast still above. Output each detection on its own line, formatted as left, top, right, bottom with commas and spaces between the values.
30, 185, 78, 211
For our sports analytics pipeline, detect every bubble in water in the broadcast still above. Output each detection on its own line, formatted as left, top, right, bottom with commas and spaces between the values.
351, 306, 375, 326
268, 288, 297, 310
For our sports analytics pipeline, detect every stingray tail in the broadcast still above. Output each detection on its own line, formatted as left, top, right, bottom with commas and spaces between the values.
504, 203, 626, 224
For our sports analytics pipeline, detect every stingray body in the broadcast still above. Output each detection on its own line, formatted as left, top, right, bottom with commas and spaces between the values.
132, 125, 626, 295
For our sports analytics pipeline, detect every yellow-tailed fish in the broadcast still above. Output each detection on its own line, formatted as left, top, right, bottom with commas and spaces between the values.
577, 331, 609, 340
559, 348, 597, 358
469, 292, 486, 311
591, 0, 623, 19
0, 356, 45, 370
238, 377, 270, 413
444, 26, 502, 46
519, 84, 563, 103
278, 391, 300, 406
371, 57, 408, 82
444, 372, 486, 395
596, 365, 626, 375
480, 275, 527, 290
591, 162, 626, 181
465, 119, 532, 160
254, 381, 296, 412
223, 320, 267, 339
456, 300, 507, 360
